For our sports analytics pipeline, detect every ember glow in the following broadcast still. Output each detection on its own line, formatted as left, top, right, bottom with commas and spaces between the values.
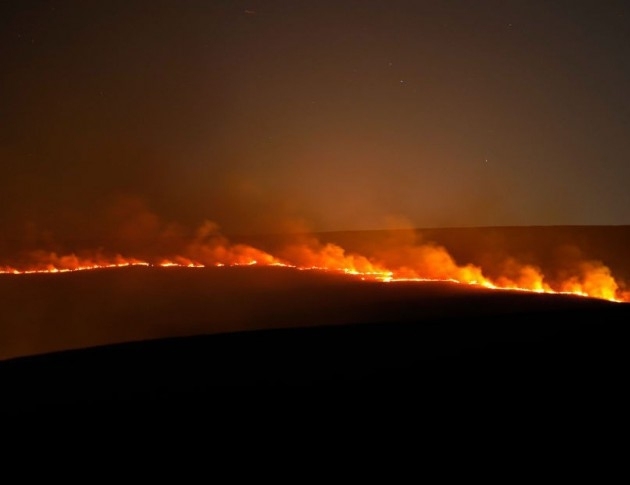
0, 226, 627, 303
0, 252, 150, 275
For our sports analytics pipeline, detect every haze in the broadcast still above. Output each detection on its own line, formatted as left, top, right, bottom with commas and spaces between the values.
2, 0, 629, 240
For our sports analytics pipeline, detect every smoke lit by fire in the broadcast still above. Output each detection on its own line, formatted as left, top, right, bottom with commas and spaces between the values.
0, 220, 627, 303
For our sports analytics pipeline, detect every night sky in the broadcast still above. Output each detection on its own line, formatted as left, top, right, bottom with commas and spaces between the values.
2, 0, 629, 239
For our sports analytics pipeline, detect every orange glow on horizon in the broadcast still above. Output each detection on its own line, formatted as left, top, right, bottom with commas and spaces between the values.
0, 238, 627, 303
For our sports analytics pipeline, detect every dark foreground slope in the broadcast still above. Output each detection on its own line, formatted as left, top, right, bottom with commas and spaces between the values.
1, 266, 629, 409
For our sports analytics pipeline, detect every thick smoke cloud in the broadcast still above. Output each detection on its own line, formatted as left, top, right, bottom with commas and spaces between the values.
0, 199, 627, 302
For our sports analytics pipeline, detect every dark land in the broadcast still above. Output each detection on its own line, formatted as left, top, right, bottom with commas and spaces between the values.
1, 226, 629, 410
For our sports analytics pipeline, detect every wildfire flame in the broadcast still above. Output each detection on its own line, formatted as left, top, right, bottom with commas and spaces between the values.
0, 227, 627, 303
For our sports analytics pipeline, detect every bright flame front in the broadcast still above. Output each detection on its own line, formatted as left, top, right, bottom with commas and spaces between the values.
0, 236, 627, 303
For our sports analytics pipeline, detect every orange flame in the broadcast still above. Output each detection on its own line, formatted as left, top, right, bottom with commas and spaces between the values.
0, 251, 150, 275
0, 226, 627, 303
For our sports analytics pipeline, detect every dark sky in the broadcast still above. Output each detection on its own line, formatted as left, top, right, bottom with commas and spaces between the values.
2, 0, 629, 237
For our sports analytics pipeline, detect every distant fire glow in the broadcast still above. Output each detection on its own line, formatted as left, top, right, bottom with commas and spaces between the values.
0, 224, 627, 303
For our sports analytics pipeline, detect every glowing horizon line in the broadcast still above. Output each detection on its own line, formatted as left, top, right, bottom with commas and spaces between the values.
0, 260, 625, 303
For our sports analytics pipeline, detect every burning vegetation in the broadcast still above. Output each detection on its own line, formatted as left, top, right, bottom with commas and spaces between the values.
0, 219, 627, 303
